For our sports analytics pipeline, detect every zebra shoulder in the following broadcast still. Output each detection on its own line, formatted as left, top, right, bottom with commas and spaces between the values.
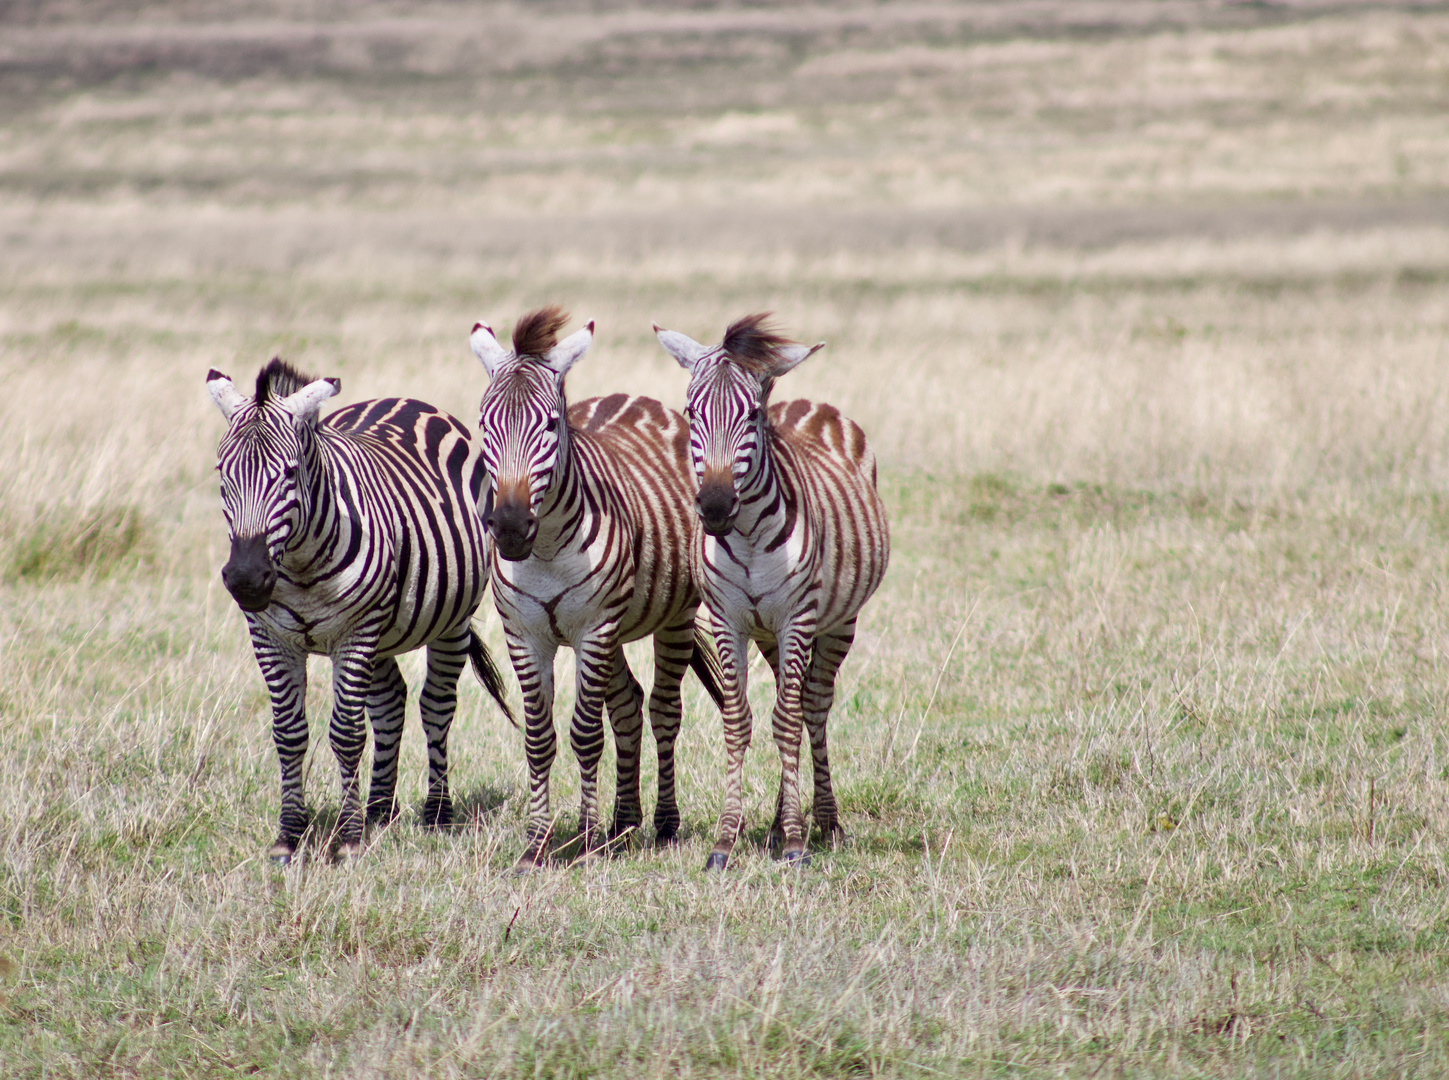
769, 399, 877, 485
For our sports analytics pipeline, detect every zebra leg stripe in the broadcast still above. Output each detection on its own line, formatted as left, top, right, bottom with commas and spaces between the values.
570, 629, 618, 855
329, 636, 379, 855
647, 614, 695, 843
801, 621, 856, 842
419, 628, 471, 828
249, 618, 310, 857
511, 632, 558, 870
708, 615, 754, 869
365, 656, 408, 827
604, 650, 646, 840
770, 620, 817, 863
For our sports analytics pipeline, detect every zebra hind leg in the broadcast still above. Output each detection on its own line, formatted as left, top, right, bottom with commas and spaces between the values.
801, 623, 857, 845
419, 630, 472, 829
647, 616, 695, 844
604, 649, 646, 846
365, 656, 408, 829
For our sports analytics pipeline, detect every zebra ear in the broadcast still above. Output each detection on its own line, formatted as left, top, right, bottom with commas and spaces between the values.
206, 369, 248, 420
470, 321, 509, 377
541, 321, 593, 378
277, 377, 340, 428
652, 324, 710, 373
763, 341, 825, 378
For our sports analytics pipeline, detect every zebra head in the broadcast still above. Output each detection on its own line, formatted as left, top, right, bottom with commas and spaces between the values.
654, 313, 823, 536
206, 359, 339, 612
470, 307, 594, 561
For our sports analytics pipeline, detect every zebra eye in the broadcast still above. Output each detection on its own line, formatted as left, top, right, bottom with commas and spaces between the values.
546, 413, 561, 431
747, 407, 762, 423
283, 464, 297, 481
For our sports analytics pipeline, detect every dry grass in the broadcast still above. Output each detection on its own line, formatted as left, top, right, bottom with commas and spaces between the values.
3, 2, 1449, 1076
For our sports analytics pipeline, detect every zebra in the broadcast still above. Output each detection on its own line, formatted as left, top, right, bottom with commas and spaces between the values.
468, 307, 724, 871
653, 313, 890, 869
206, 358, 513, 863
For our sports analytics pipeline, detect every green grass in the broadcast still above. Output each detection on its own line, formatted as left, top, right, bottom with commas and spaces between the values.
6, 2, 1449, 1075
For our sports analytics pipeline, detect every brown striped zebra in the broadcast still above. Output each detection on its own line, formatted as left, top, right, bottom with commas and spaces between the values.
653, 314, 890, 869
468, 307, 724, 871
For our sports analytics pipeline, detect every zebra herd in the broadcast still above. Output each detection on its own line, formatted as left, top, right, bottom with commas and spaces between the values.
207, 309, 890, 871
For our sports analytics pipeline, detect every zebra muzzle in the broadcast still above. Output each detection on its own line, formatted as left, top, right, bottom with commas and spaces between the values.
696, 478, 740, 536
222, 534, 278, 611
487, 500, 538, 562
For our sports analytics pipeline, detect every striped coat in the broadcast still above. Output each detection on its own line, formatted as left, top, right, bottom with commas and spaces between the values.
469, 308, 722, 871
207, 359, 511, 862
654, 314, 890, 868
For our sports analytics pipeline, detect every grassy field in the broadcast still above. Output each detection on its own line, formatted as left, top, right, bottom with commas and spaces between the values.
4, 1, 1449, 1075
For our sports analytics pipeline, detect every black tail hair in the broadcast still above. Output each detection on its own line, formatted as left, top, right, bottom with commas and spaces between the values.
469, 628, 517, 729
689, 624, 727, 711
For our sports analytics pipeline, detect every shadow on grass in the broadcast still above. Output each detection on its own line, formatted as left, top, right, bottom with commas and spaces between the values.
451, 782, 511, 824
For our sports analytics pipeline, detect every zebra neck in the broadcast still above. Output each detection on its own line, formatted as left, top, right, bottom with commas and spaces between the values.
281, 434, 347, 567
529, 417, 582, 556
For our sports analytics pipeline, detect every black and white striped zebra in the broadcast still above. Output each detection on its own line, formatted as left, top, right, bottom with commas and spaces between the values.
207, 358, 512, 863
468, 307, 723, 871
654, 314, 890, 869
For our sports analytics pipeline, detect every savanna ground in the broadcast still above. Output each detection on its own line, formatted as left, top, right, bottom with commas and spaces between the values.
3, 1, 1449, 1075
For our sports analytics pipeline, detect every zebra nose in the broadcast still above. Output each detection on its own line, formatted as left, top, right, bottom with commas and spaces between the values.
696, 481, 739, 537
222, 535, 277, 611
488, 503, 537, 561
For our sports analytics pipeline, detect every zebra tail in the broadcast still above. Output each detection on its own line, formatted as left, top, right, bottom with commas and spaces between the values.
468, 628, 518, 729
689, 624, 727, 712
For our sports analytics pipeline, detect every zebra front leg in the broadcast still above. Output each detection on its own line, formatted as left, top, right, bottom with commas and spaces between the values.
418, 629, 471, 829
510, 632, 558, 871
604, 649, 646, 844
707, 617, 753, 871
328, 637, 378, 859
570, 629, 618, 857
249, 618, 309, 863
801, 622, 857, 844
365, 656, 407, 828
647, 615, 696, 844
770, 622, 815, 865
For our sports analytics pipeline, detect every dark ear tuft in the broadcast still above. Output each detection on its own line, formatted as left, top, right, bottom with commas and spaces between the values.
254, 356, 319, 407
511, 306, 570, 359
206, 368, 228, 383
722, 313, 801, 374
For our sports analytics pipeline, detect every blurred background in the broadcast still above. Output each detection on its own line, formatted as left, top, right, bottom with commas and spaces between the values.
4, 1, 1447, 531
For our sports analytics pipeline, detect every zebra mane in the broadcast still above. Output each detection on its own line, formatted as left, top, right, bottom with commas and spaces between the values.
512, 306, 570, 359
254, 357, 319, 408
721, 312, 800, 375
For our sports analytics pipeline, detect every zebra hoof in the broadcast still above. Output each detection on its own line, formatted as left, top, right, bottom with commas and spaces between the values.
267, 841, 296, 865
782, 847, 811, 867
704, 852, 729, 872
